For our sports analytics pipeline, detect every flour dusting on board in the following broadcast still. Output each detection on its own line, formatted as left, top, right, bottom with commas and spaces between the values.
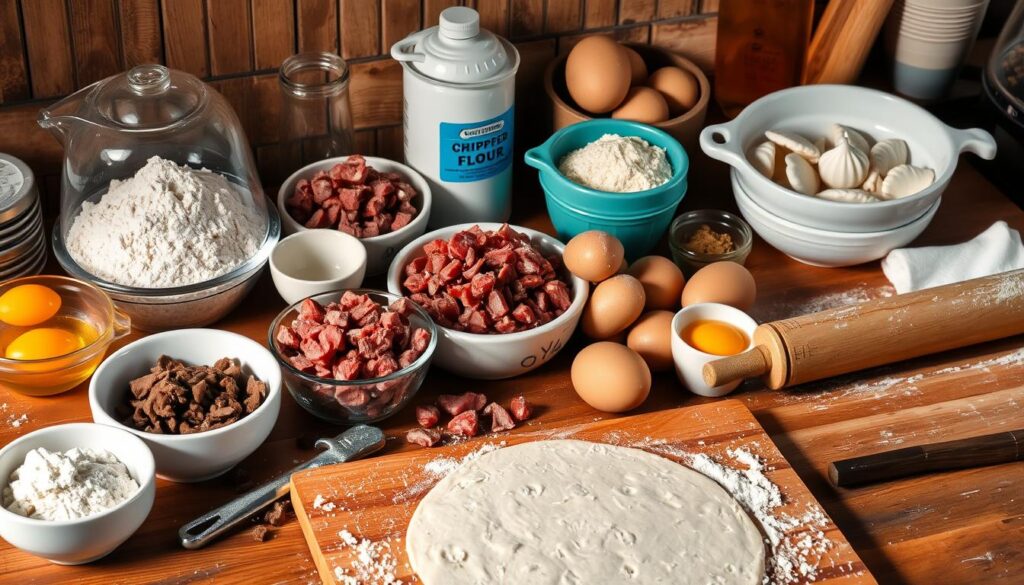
752, 284, 895, 323
333, 530, 403, 585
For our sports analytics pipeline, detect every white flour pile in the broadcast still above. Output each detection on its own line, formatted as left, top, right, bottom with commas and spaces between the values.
333, 529, 403, 585
558, 133, 672, 192
66, 156, 266, 288
3, 447, 139, 521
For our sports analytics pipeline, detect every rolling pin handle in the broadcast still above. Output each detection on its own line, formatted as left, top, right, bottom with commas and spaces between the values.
703, 346, 771, 387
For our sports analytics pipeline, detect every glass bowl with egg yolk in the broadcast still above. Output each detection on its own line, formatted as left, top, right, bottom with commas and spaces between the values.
0, 275, 131, 396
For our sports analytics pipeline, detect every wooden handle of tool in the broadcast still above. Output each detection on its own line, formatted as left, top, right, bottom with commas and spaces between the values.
769, 270, 1024, 388
703, 346, 770, 387
803, 0, 895, 84
829, 429, 1024, 487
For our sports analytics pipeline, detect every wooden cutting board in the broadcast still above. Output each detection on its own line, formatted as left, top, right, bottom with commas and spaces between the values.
290, 400, 875, 584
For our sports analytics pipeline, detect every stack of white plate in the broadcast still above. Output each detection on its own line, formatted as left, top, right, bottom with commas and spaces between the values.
0, 154, 46, 280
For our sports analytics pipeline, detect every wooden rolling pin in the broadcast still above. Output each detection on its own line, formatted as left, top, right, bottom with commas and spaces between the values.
829, 429, 1024, 487
802, 0, 895, 85
704, 270, 1024, 390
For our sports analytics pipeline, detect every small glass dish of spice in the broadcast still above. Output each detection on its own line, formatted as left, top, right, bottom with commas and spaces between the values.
668, 210, 752, 275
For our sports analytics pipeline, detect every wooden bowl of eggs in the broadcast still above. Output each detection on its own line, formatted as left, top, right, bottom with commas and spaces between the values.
545, 38, 710, 152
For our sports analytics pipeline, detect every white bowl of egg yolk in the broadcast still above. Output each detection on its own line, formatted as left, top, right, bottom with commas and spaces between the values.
671, 303, 757, 397
0, 275, 131, 396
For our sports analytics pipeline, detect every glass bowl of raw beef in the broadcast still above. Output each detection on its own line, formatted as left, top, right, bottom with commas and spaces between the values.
277, 155, 432, 276
268, 289, 437, 424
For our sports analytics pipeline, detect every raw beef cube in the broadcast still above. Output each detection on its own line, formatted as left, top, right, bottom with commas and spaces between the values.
437, 392, 487, 416
544, 280, 572, 312
299, 299, 326, 322
447, 410, 479, 437
276, 325, 300, 350
483, 402, 516, 432
416, 405, 441, 428
406, 427, 441, 447
510, 395, 531, 421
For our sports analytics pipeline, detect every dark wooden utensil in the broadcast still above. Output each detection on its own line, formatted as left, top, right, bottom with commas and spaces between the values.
829, 429, 1024, 487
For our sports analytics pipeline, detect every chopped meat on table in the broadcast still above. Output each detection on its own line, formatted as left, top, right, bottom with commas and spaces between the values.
509, 395, 532, 422
483, 402, 516, 432
437, 392, 487, 416
406, 427, 442, 447
416, 405, 441, 428
447, 410, 480, 437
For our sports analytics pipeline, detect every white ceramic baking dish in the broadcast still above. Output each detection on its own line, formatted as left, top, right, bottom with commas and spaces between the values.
700, 85, 995, 232
733, 170, 940, 267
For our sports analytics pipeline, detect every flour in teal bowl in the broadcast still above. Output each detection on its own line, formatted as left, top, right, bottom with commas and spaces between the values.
557, 134, 672, 193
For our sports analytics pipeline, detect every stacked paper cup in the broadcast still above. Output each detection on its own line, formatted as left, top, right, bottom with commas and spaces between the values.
885, 0, 991, 100
0, 154, 46, 279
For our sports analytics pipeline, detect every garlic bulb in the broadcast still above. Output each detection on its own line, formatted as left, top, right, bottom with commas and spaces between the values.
862, 170, 882, 193
765, 130, 820, 163
880, 164, 935, 200
869, 138, 909, 177
784, 153, 819, 196
817, 188, 879, 203
818, 134, 869, 189
749, 141, 776, 178
829, 123, 871, 154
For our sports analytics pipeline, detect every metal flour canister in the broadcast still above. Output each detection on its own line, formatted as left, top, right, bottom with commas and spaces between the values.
391, 7, 520, 227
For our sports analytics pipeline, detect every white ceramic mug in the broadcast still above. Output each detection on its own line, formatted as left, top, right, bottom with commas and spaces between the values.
670, 303, 758, 398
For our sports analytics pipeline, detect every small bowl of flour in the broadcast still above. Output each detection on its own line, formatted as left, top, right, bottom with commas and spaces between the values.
52, 156, 281, 331
524, 119, 689, 258
0, 422, 155, 564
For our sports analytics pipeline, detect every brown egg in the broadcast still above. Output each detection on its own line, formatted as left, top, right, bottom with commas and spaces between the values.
648, 66, 700, 116
628, 256, 685, 310
571, 342, 651, 412
582, 275, 646, 339
612, 87, 669, 124
621, 46, 648, 85
565, 36, 632, 114
626, 310, 675, 372
681, 261, 757, 310
564, 230, 625, 283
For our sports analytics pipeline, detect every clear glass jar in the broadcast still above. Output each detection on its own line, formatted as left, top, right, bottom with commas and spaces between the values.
279, 52, 356, 168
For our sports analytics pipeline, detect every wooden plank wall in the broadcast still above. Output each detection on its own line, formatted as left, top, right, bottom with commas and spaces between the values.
0, 0, 720, 211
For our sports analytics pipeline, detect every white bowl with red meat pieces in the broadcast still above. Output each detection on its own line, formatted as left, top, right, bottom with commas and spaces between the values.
269, 290, 436, 424
387, 223, 587, 380
277, 156, 432, 276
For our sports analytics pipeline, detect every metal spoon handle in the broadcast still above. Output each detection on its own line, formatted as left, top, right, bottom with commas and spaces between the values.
178, 425, 385, 549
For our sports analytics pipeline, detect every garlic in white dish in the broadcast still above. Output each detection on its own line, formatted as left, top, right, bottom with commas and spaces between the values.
784, 152, 819, 195
869, 138, 909, 177
818, 133, 869, 189
829, 123, 871, 154
749, 141, 776, 178
880, 164, 935, 200
862, 169, 882, 193
765, 130, 820, 163
817, 188, 879, 203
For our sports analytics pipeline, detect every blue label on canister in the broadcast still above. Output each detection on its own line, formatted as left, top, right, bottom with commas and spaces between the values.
439, 106, 514, 183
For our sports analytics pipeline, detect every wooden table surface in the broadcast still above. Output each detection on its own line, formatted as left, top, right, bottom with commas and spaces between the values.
1, 147, 1022, 585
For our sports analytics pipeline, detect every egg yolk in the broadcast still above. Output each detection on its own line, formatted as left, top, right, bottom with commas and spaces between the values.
0, 284, 61, 327
682, 320, 748, 356
5, 327, 84, 360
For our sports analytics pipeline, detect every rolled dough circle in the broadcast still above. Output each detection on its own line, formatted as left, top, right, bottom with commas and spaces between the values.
407, 440, 766, 584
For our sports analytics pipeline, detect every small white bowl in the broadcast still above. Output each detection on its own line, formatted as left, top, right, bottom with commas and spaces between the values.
89, 329, 282, 482
387, 223, 588, 380
0, 423, 155, 564
277, 156, 432, 276
671, 303, 758, 397
699, 84, 995, 232
270, 230, 367, 305
733, 170, 940, 267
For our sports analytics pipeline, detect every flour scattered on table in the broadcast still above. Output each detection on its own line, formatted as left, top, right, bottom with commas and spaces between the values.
753, 284, 894, 322
313, 493, 337, 512
1, 403, 29, 429
640, 440, 839, 584
393, 442, 506, 504
332, 529, 403, 585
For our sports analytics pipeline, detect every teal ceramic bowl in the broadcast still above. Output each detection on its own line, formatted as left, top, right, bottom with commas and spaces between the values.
524, 120, 689, 259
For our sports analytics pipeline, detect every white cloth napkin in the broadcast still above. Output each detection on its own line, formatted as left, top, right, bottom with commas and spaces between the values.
881, 221, 1024, 294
